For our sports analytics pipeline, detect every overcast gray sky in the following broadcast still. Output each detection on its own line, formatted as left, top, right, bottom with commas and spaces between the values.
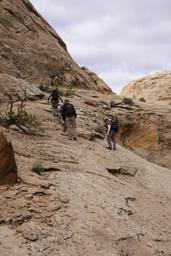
30, 0, 171, 93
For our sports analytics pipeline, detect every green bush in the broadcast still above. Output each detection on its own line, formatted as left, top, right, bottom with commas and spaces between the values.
63, 81, 76, 97
7, 109, 40, 128
32, 161, 45, 175
7, 108, 44, 134
139, 97, 146, 102
122, 97, 134, 105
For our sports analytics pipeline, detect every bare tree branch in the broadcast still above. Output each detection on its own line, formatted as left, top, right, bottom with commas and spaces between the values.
0, 88, 43, 135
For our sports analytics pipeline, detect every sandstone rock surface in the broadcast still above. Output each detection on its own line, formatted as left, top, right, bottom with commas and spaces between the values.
0, 128, 18, 185
121, 71, 171, 104
0, 73, 44, 102
0, 90, 170, 256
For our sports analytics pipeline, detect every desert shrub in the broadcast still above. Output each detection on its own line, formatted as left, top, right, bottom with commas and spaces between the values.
3, 91, 44, 135
81, 66, 87, 70
139, 97, 146, 102
32, 161, 45, 175
122, 97, 134, 105
7, 109, 43, 132
59, 81, 76, 97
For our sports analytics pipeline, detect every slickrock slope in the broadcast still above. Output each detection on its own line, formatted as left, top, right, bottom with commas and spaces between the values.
0, 90, 171, 256
121, 72, 171, 104
0, 0, 111, 93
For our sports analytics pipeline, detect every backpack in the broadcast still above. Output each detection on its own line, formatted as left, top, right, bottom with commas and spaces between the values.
62, 103, 77, 119
51, 90, 59, 101
110, 120, 119, 132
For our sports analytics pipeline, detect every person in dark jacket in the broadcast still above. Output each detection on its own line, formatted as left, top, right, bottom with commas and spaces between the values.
48, 89, 63, 117
61, 99, 77, 140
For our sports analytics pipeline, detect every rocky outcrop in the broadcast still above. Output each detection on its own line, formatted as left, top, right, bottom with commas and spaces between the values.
117, 108, 171, 169
121, 72, 171, 104
0, 0, 111, 93
81, 67, 112, 94
0, 74, 44, 102
0, 128, 18, 185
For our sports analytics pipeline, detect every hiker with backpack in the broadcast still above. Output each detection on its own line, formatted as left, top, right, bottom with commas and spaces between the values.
48, 89, 63, 117
105, 117, 119, 150
61, 99, 77, 140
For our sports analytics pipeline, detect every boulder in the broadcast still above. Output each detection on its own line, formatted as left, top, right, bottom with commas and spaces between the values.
0, 74, 45, 101
0, 128, 18, 185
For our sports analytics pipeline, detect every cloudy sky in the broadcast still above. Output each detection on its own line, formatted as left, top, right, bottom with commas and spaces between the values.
30, 0, 171, 93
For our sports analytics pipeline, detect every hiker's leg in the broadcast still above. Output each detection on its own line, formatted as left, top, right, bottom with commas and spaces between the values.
113, 133, 116, 150
110, 131, 116, 150
62, 120, 66, 132
52, 100, 57, 116
110, 140, 114, 150
107, 134, 112, 149
56, 101, 59, 117
52, 107, 56, 116
65, 117, 72, 139
71, 116, 77, 139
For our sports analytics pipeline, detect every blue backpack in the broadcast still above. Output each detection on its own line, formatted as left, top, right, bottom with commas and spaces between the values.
110, 120, 119, 132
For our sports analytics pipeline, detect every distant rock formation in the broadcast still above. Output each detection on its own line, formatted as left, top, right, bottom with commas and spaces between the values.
0, 0, 111, 93
121, 72, 171, 104
0, 128, 18, 185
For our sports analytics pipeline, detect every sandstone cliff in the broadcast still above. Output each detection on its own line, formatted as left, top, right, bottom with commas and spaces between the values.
121, 72, 171, 104
0, 0, 111, 93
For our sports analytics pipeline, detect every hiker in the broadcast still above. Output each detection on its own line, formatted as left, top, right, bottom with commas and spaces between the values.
105, 118, 118, 150
59, 105, 66, 132
48, 89, 63, 117
61, 99, 77, 140
51, 76, 59, 87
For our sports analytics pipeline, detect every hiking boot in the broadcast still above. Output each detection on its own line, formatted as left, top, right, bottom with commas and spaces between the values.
106, 147, 112, 150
